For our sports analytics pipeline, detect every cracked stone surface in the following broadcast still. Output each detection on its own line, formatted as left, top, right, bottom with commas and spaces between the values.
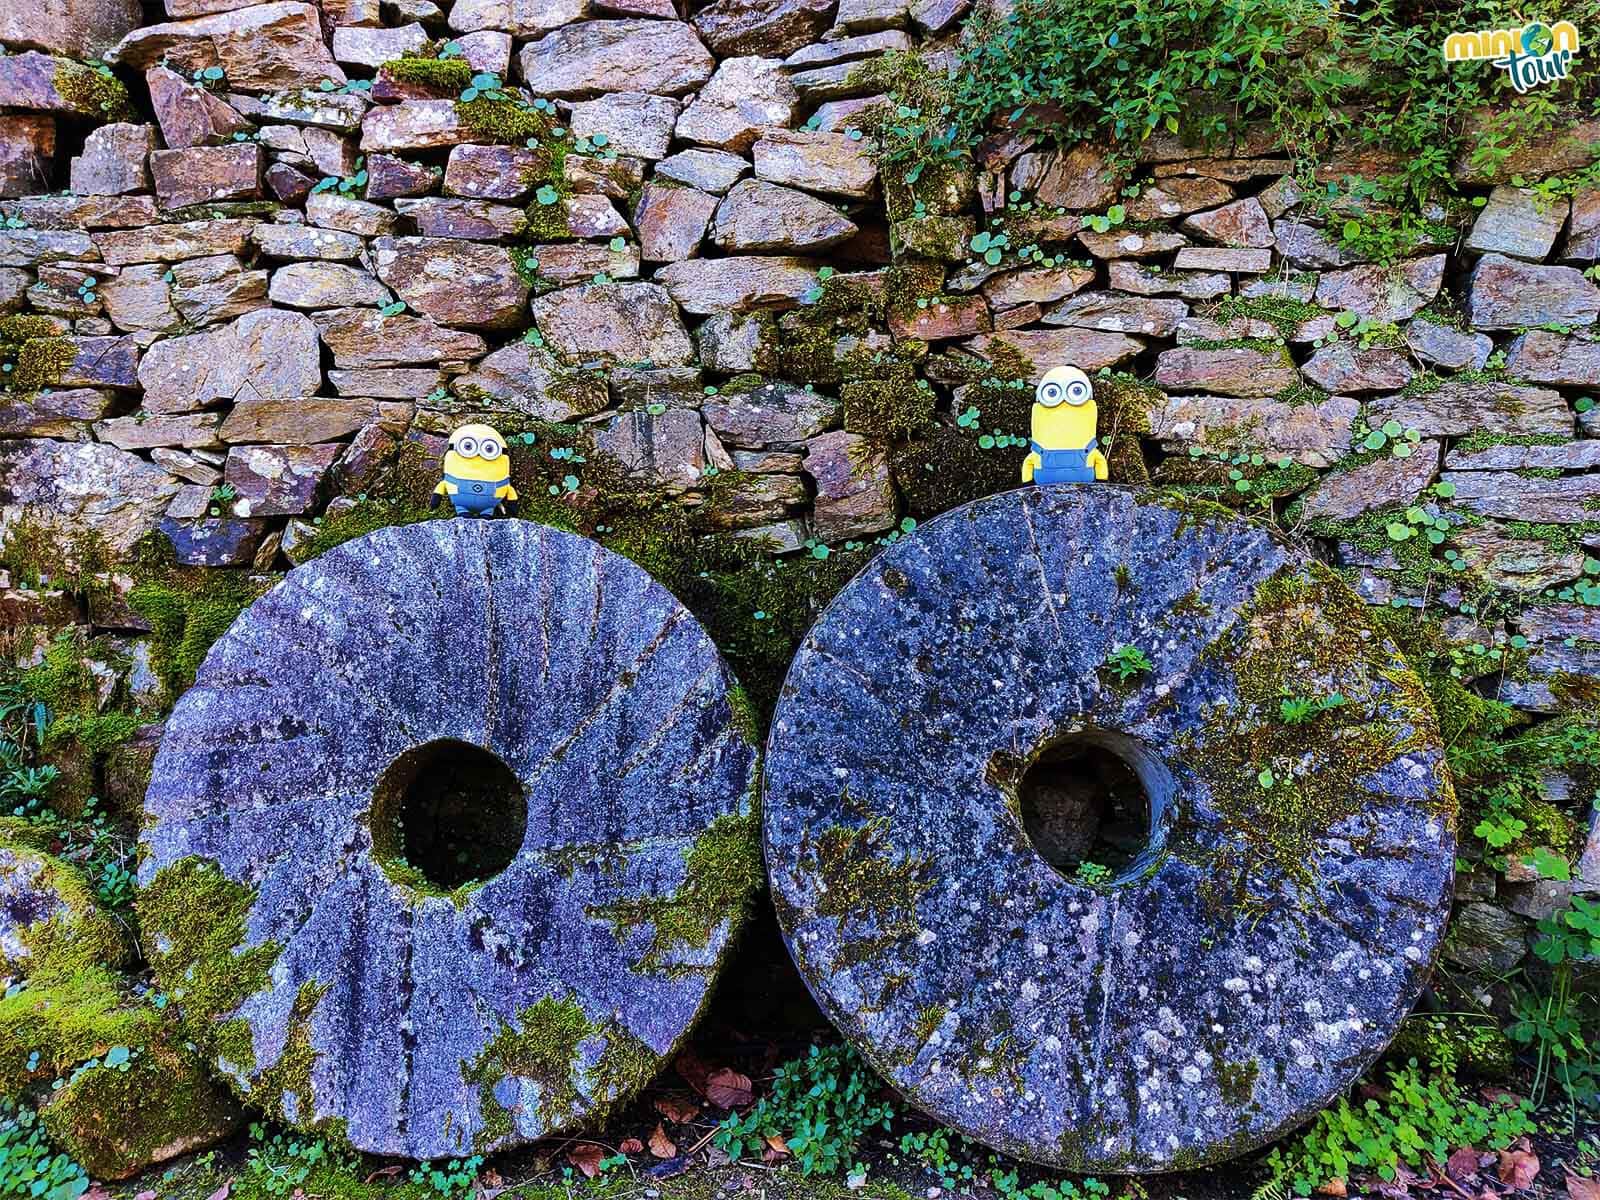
141, 519, 760, 1159
764, 486, 1454, 1173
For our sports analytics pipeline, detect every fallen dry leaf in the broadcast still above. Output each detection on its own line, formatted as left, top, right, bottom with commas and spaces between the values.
706, 1068, 754, 1109
765, 1134, 791, 1156
1567, 1171, 1600, 1200
650, 1122, 678, 1159
1499, 1146, 1540, 1190
364, 1166, 404, 1183
674, 1046, 713, 1096
205, 1183, 232, 1200
655, 1094, 702, 1123
135, 1192, 158, 1200
1447, 1147, 1482, 1181
1314, 1178, 1347, 1197
482, 1167, 503, 1188
621, 1137, 645, 1154
567, 1142, 606, 1178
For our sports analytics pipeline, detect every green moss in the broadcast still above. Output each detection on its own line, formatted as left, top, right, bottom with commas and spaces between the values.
1215, 1058, 1259, 1107
793, 808, 932, 971
1209, 293, 1322, 339
11, 338, 77, 393
248, 980, 338, 1133
38, 1031, 240, 1179
11, 858, 129, 981
889, 423, 1017, 519
0, 966, 160, 1095
50, 61, 133, 122
135, 857, 280, 1058
127, 564, 269, 696
1182, 563, 1451, 916
841, 377, 936, 442
383, 52, 473, 93
590, 1021, 661, 1104
454, 95, 555, 145
0, 314, 59, 347
289, 497, 438, 565
586, 810, 765, 974
521, 196, 573, 241
465, 994, 591, 1144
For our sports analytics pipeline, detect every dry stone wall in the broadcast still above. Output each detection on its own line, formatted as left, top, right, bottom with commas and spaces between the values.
1, 0, 1599, 991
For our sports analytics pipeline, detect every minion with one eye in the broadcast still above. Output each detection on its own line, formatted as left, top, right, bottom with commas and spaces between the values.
430, 422, 520, 517
1021, 365, 1107, 486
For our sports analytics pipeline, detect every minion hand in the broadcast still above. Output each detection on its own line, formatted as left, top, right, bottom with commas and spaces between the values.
503, 498, 520, 517
428, 492, 441, 511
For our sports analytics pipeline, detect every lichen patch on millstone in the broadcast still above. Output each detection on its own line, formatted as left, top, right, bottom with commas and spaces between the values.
763, 486, 1454, 1173
139, 519, 761, 1159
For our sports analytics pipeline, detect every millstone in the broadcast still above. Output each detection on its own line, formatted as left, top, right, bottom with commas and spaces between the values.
139, 519, 761, 1159
764, 487, 1454, 1173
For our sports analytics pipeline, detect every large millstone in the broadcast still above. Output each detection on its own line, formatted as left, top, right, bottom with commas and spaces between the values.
139, 520, 761, 1159
764, 487, 1454, 1172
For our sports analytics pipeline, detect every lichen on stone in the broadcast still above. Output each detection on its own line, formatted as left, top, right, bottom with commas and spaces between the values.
586, 809, 765, 975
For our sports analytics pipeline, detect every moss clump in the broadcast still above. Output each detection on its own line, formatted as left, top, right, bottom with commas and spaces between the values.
1182, 563, 1452, 917
6, 849, 129, 981
521, 196, 573, 241
50, 61, 133, 122
455, 95, 555, 145
794, 809, 932, 970
0, 966, 160, 1094
591, 1022, 660, 1104
136, 857, 281, 1057
289, 496, 438, 565
245, 980, 340, 1133
127, 563, 268, 696
842, 377, 936, 442
1208, 294, 1322, 339
11, 338, 77, 393
38, 1030, 241, 1179
1215, 1058, 1259, 1107
383, 52, 473, 93
465, 994, 591, 1143
889, 423, 1016, 520
587, 810, 765, 974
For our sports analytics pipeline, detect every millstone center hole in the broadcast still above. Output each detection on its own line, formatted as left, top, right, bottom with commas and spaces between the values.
1018, 735, 1153, 881
371, 739, 527, 891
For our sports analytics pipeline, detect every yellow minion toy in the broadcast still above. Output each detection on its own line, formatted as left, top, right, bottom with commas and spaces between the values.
1021, 365, 1108, 485
430, 422, 519, 517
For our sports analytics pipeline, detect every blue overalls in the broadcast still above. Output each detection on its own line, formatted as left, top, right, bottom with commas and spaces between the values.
1030, 438, 1098, 485
443, 472, 508, 515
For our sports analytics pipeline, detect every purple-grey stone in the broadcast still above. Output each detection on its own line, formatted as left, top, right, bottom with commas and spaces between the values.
140, 520, 760, 1159
764, 486, 1453, 1173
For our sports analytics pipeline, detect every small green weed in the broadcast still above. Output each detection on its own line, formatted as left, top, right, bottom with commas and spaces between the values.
0, 1101, 89, 1200
1103, 645, 1154, 682
715, 1044, 895, 1176
1263, 1063, 1537, 1195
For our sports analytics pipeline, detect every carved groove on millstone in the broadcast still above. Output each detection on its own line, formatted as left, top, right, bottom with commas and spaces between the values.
764, 486, 1454, 1173
138, 519, 761, 1159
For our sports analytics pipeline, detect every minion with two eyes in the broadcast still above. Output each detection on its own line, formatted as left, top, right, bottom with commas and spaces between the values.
1021, 365, 1108, 486
430, 422, 520, 517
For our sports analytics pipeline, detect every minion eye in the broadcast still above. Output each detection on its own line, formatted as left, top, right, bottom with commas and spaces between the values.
1039, 382, 1064, 406
479, 439, 501, 461
456, 436, 479, 458
1066, 381, 1091, 404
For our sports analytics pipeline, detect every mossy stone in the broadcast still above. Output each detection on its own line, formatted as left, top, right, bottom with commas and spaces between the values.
764, 486, 1453, 1172
140, 520, 760, 1158
38, 1031, 242, 1179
